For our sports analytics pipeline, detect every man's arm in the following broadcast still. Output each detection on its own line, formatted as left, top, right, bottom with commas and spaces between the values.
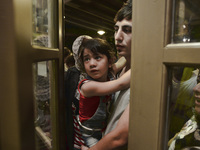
85, 104, 129, 150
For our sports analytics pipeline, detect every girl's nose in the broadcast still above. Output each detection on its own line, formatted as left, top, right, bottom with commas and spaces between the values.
89, 58, 97, 68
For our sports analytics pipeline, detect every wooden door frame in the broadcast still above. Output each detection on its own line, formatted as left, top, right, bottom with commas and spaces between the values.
128, 0, 200, 149
0, 0, 65, 149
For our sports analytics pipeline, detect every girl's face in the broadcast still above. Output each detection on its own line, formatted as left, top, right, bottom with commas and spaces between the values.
83, 48, 111, 82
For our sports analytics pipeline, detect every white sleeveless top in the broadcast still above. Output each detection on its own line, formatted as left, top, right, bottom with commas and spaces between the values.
104, 88, 130, 135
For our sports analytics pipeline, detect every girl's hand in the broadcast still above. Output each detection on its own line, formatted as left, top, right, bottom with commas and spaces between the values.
81, 145, 89, 150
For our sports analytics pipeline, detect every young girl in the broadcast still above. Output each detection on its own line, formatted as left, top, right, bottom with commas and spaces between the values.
76, 37, 130, 148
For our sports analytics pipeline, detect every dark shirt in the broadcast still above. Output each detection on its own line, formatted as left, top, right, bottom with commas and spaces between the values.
64, 66, 81, 150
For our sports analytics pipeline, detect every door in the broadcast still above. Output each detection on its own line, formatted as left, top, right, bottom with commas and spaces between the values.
0, 0, 65, 150
128, 0, 200, 149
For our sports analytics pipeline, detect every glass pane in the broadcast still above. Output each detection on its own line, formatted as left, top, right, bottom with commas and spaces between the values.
172, 0, 200, 43
167, 66, 200, 149
33, 61, 53, 150
32, 0, 57, 48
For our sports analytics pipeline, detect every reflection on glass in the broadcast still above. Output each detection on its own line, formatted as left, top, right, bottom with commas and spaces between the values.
33, 61, 52, 149
172, 0, 200, 43
167, 66, 200, 149
32, 0, 57, 48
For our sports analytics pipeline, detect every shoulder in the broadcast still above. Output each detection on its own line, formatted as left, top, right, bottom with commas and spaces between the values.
78, 79, 90, 88
65, 67, 80, 78
66, 66, 80, 74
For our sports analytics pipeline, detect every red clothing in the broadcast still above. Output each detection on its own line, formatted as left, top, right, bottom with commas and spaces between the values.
78, 79, 100, 123
76, 79, 112, 148
72, 103, 84, 149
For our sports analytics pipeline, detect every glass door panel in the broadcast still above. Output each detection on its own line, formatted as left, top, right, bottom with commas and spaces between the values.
33, 61, 55, 150
172, 0, 200, 43
32, 0, 58, 48
167, 66, 200, 148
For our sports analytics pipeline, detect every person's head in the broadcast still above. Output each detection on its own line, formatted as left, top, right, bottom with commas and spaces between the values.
72, 35, 92, 70
65, 54, 75, 68
64, 47, 71, 57
79, 38, 114, 81
114, 0, 132, 22
114, 0, 132, 69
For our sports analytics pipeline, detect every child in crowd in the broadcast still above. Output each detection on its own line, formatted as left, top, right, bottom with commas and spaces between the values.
76, 37, 130, 148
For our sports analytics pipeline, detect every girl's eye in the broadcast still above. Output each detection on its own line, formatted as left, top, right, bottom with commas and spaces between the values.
84, 58, 90, 62
95, 56, 101, 60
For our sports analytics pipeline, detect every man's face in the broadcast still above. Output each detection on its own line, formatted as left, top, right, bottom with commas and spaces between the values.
114, 19, 132, 60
